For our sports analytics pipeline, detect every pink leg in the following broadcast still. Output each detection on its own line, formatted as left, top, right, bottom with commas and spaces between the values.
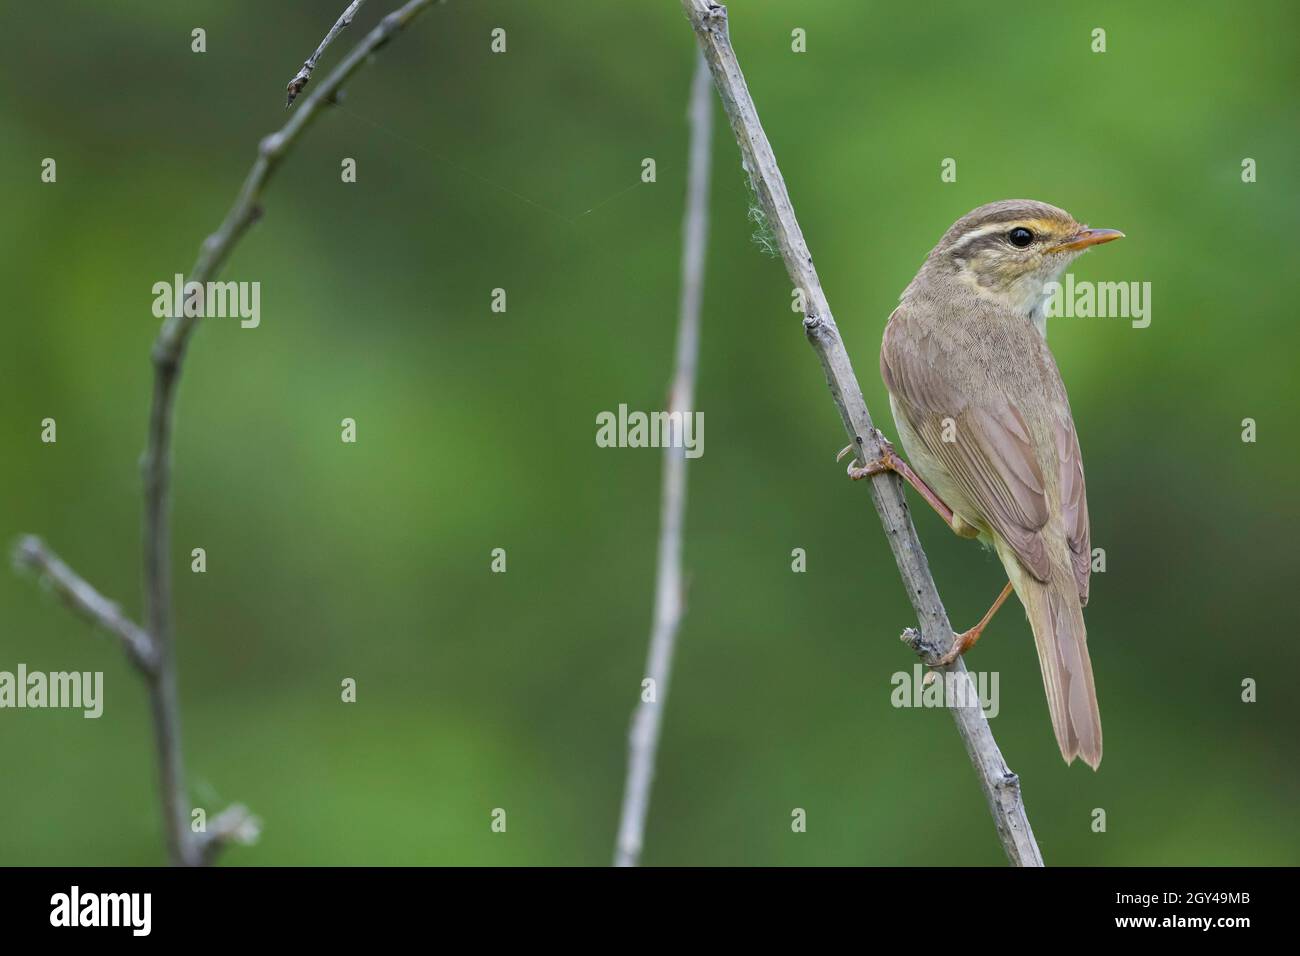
932, 580, 1015, 667
839, 437, 956, 528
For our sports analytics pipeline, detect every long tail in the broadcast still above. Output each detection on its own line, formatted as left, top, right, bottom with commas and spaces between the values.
1015, 564, 1103, 769
987, 538, 1102, 770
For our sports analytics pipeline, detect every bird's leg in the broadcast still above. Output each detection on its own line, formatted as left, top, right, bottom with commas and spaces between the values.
931, 580, 1015, 667
838, 434, 962, 532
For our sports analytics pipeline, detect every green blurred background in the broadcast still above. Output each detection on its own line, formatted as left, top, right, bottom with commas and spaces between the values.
1, 0, 1296, 865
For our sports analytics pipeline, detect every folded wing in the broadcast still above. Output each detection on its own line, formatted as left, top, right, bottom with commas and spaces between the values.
881, 306, 1052, 582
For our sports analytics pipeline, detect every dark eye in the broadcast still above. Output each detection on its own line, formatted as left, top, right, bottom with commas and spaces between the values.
1008, 227, 1034, 248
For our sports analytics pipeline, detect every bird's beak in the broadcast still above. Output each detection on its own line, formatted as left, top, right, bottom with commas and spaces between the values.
1053, 227, 1125, 253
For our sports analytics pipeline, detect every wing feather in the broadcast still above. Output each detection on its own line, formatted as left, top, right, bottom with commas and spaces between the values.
881, 306, 1053, 583
1055, 414, 1091, 605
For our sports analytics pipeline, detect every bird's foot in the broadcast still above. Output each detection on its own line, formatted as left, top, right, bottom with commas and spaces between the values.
837, 431, 899, 480
930, 626, 982, 668
839, 431, 962, 530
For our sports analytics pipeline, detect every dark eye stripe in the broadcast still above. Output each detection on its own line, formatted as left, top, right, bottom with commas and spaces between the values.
956, 232, 1016, 256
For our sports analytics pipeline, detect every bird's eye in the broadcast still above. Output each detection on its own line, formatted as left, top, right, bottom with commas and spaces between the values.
1007, 227, 1034, 248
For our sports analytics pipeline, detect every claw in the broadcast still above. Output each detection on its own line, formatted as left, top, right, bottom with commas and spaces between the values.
928, 630, 975, 668
846, 443, 899, 481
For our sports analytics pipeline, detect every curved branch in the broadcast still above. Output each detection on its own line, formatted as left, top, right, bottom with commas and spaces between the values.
138, 0, 439, 868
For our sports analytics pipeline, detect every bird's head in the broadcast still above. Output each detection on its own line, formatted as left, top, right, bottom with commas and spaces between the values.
925, 199, 1123, 314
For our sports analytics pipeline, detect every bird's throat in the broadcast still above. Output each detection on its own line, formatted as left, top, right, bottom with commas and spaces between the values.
957, 267, 1053, 326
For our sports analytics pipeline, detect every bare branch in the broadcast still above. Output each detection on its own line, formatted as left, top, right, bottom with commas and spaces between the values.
12, 536, 158, 675
678, 0, 1042, 866
285, 1, 369, 107
614, 53, 713, 868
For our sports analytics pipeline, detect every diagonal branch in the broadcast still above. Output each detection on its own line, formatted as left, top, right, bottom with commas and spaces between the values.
13, 536, 158, 675
678, 0, 1043, 866
285, 1, 369, 107
613, 52, 714, 868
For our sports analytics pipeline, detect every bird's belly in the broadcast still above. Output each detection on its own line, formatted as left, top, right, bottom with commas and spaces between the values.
888, 393, 986, 537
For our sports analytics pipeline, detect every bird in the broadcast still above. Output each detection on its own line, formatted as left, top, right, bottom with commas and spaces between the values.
848, 199, 1122, 769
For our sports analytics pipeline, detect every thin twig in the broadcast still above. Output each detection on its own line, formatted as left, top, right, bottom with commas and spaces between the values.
613, 53, 713, 868
11, 538, 260, 864
196, 804, 262, 865
678, 0, 1043, 866
285, 1, 369, 107
12, 536, 157, 675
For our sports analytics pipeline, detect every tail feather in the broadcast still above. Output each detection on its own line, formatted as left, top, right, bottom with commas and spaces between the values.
1021, 570, 1102, 768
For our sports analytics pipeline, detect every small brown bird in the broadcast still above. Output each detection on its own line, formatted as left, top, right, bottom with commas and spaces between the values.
853, 199, 1122, 768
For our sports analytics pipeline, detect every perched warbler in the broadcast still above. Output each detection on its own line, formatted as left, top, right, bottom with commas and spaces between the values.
848, 199, 1122, 768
